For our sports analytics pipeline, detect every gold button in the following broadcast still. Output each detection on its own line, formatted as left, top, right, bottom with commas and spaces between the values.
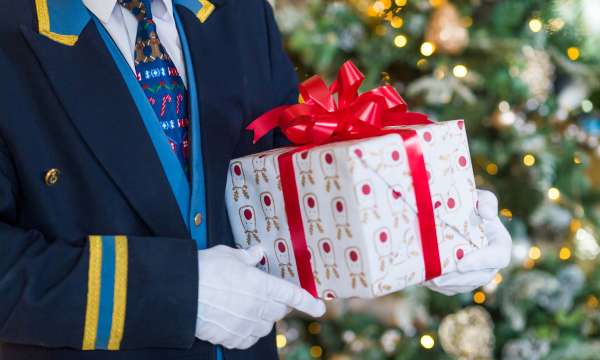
194, 213, 203, 226
44, 168, 60, 186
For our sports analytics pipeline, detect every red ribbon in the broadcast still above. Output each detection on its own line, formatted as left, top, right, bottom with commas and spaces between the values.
248, 61, 441, 296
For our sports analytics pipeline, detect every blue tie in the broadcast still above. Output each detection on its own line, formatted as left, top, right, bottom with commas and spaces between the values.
119, 0, 190, 176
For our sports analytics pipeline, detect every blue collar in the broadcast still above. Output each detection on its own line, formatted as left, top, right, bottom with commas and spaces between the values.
34, 0, 217, 46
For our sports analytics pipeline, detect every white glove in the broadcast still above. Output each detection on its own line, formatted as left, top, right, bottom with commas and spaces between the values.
425, 190, 512, 296
195, 245, 326, 349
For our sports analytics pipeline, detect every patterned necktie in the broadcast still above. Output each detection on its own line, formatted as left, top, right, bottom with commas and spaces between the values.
118, 0, 190, 176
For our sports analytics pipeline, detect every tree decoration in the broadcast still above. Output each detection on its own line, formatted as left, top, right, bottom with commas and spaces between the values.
438, 306, 494, 360
425, 2, 469, 55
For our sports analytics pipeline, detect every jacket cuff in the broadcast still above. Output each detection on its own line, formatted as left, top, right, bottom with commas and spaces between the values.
81, 235, 198, 350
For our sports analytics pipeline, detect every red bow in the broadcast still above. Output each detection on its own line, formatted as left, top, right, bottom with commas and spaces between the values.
247, 61, 431, 145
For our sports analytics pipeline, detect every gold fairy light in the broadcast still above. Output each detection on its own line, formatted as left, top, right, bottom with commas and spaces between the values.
567, 47, 580, 61
528, 18, 543, 32
473, 291, 486, 304
310, 345, 323, 358
548, 187, 561, 201
395, 0, 407, 6
485, 163, 498, 175
500, 208, 513, 219
420, 41, 436, 56
452, 65, 468, 78
528, 246, 542, 260
394, 34, 408, 47
559, 247, 572, 261
390, 16, 404, 28
276, 334, 287, 348
523, 154, 536, 167
420, 334, 435, 349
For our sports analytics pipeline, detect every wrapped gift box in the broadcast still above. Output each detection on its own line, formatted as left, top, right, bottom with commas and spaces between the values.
225, 62, 486, 299
225, 121, 486, 299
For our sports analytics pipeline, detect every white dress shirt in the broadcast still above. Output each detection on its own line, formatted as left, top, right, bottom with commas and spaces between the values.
82, 0, 188, 86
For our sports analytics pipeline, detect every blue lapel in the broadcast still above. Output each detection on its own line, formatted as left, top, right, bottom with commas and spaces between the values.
94, 19, 192, 229
93, 13, 208, 248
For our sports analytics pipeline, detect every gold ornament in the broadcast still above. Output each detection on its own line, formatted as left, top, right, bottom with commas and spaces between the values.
438, 306, 494, 360
425, 2, 469, 55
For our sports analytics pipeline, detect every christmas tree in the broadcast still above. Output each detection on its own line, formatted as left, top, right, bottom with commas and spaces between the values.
271, 0, 600, 358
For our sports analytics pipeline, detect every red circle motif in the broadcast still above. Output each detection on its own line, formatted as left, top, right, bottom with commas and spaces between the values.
325, 153, 334, 164
379, 231, 388, 242
423, 132, 432, 142
307, 196, 316, 208
277, 242, 286, 253
263, 195, 272, 206
323, 242, 331, 253
233, 165, 242, 176
349, 250, 358, 262
243, 209, 253, 220
447, 198, 456, 209
336, 201, 344, 212
456, 248, 464, 260
361, 184, 371, 195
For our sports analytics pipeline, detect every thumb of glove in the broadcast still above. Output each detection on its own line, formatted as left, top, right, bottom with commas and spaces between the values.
477, 190, 499, 221
235, 245, 265, 266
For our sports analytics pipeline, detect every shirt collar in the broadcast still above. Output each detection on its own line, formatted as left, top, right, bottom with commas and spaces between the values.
82, 0, 174, 24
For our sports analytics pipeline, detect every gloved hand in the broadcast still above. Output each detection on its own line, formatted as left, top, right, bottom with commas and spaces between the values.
425, 190, 512, 296
195, 245, 326, 350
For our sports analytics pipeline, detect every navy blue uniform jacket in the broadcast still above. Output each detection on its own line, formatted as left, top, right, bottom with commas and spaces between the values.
0, 0, 297, 359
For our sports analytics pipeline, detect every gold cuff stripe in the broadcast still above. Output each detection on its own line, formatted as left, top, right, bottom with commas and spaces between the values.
82, 236, 102, 350
108, 236, 129, 350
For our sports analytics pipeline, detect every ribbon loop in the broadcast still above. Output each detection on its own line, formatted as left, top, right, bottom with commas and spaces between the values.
247, 60, 431, 145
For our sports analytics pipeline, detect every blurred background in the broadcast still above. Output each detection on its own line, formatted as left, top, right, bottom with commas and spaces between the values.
268, 0, 600, 359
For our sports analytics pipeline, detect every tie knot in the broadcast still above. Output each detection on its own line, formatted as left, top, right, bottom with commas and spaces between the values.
118, 0, 153, 21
